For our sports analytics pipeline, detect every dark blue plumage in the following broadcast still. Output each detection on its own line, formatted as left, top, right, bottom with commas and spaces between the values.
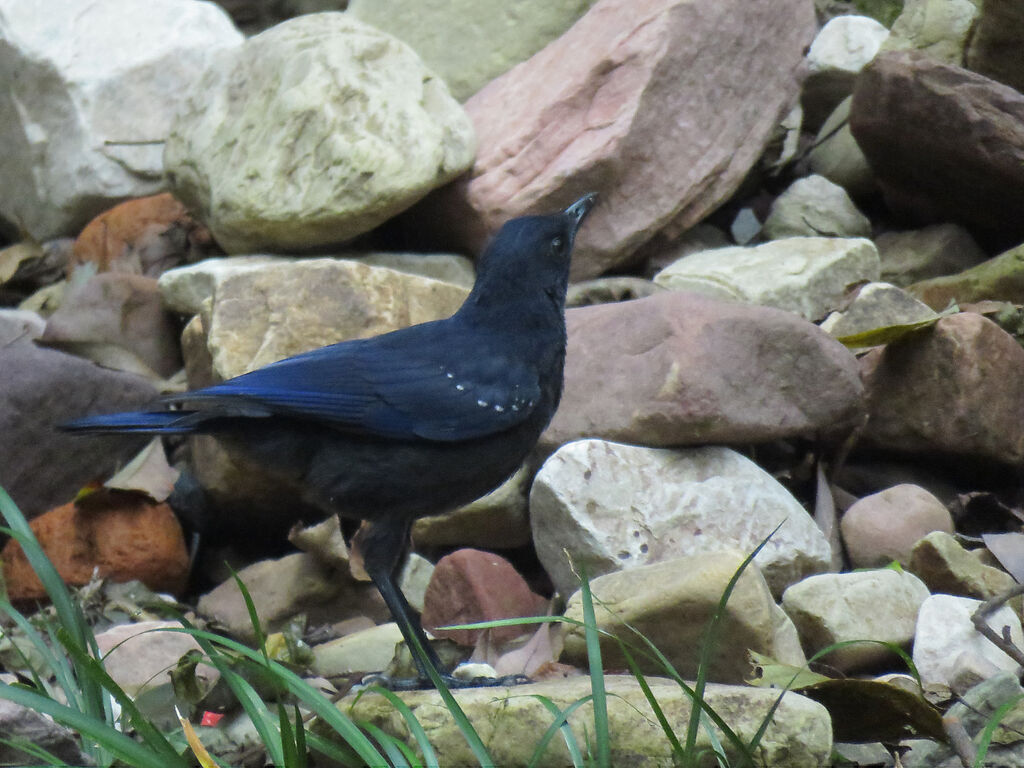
63, 193, 596, 689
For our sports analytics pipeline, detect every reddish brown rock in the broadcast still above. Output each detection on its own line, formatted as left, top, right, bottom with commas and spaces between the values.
41, 273, 182, 377
541, 292, 864, 451
851, 51, 1024, 251
1, 494, 189, 601
421, 549, 547, 646
861, 312, 1024, 463
69, 193, 213, 277
426, 0, 815, 279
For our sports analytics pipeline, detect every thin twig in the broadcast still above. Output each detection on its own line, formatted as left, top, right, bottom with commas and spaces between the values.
971, 584, 1024, 668
943, 714, 976, 768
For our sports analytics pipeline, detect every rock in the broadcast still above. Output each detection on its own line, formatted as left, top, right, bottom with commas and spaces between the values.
0, 239, 70, 301
311, 622, 404, 676
781, 569, 930, 672
0, 308, 44, 345
907, 242, 1024, 311
398, 553, 434, 614
0, 698, 91, 767
413, 465, 531, 549
197, 552, 378, 642
421, 549, 547, 646
851, 50, 1024, 251
909, 531, 1017, 602
164, 13, 474, 254
69, 193, 212, 278
653, 237, 880, 321
762, 175, 872, 240
195, 258, 469, 380
348, 0, 597, 101
560, 552, 807, 683
158, 255, 287, 316
0, 495, 189, 601
542, 292, 864, 450
40, 273, 182, 378
840, 484, 954, 568
820, 282, 938, 341
0, 0, 242, 240
965, 0, 1024, 94
875, 223, 988, 288
860, 313, 1024, 464
0, 343, 157, 517
531, 441, 831, 598
427, 0, 815, 279
640, 223, 731, 278
342, 675, 833, 767
352, 252, 476, 289
95, 620, 215, 698
913, 594, 1023, 688
880, 0, 978, 65
565, 277, 664, 308
807, 97, 877, 199
802, 15, 890, 130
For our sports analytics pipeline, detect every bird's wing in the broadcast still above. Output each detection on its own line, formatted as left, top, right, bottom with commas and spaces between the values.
171, 323, 541, 442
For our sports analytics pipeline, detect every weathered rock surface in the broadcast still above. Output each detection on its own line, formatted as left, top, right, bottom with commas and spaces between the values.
781, 569, 930, 672
0, 0, 242, 239
341, 675, 833, 767
0, 342, 157, 517
880, 0, 978, 65
1, 495, 189, 601
965, 0, 1024, 94
542, 292, 864, 450
851, 51, 1024, 251
654, 237, 880, 321
95, 620, 215, 698
820, 282, 938, 341
762, 175, 872, 240
807, 97, 877, 199
876, 223, 988, 288
311, 622, 404, 677
348, 0, 597, 101
840, 484, 954, 568
909, 531, 1017, 602
428, 0, 816, 279
907, 242, 1024, 311
165, 13, 474, 254
531, 441, 831, 598
560, 552, 807, 682
860, 313, 1024, 464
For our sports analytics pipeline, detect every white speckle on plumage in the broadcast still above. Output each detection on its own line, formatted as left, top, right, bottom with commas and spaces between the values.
494, 404, 504, 412
456, 384, 465, 391
477, 399, 488, 407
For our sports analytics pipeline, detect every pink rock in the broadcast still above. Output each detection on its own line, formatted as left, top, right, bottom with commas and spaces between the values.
421, 549, 547, 646
431, 0, 816, 279
840, 484, 954, 568
861, 312, 1024, 463
541, 291, 864, 451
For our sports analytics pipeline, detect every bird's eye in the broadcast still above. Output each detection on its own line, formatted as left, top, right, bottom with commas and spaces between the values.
550, 236, 565, 254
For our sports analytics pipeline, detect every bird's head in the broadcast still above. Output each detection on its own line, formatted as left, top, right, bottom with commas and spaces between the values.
466, 193, 597, 315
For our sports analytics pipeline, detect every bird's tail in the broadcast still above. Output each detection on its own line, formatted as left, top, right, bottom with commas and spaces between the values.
60, 410, 201, 435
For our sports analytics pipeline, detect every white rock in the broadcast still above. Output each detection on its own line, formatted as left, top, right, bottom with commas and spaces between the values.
311, 622, 404, 676
781, 569, 930, 672
0, 0, 242, 239
913, 594, 1023, 688
530, 440, 831, 598
164, 13, 475, 254
763, 174, 872, 239
158, 255, 288, 315
653, 237, 880, 321
808, 97, 876, 198
807, 15, 890, 76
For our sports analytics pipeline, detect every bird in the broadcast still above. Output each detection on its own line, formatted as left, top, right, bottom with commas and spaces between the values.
62, 193, 597, 689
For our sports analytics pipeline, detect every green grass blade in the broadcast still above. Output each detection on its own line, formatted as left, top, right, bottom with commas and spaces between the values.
279, 701, 299, 768
577, 564, 610, 768
294, 703, 307, 768
0, 598, 69, 699
358, 720, 415, 767
0, 681, 178, 768
974, 693, 1024, 768
228, 566, 269, 661
303, 730, 370, 767
618, 643, 684, 761
524, 693, 591, 768
361, 686, 439, 768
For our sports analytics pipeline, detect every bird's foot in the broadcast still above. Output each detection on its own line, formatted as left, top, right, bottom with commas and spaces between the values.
362, 672, 531, 691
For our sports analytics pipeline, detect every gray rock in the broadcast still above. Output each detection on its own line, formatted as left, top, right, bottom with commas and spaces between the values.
909, 531, 1017, 602
820, 282, 938, 341
840, 484, 954, 568
654, 237, 880, 321
158, 255, 287, 315
352, 252, 476, 289
880, 0, 978, 65
807, 97, 877, 198
0, 308, 45, 345
311, 622, 404, 676
560, 552, 806, 683
348, 0, 597, 101
0, 344, 157, 516
565, 277, 664, 308
543, 291, 865, 449
0, 0, 242, 240
165, 13, 474, 254
913, 594, 1022, 688
781, 569, 930, 672
966, 0, 1024, 94
875, 223, 987, 286
763, 175, 872, 240
0, 698, 91, 766
344, 674, 833, 767
94, 620, 215, 698
531, 441, 831, 598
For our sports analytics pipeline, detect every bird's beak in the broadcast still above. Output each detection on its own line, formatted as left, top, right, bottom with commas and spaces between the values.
563, 192, 597, 232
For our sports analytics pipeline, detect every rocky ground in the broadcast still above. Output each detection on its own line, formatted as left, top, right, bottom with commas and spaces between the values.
3, 0, 1024, 765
